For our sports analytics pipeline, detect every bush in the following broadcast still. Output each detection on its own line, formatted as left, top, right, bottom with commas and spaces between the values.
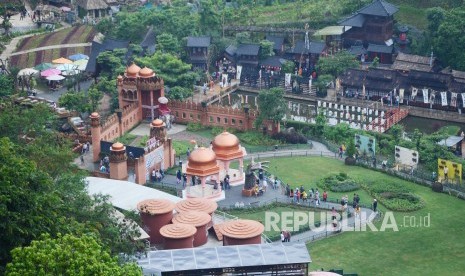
186, 122, 204, 132
272, 131, 307, 144
432, 182, 443, 193
345, 156, 356, 165
317, 173, 360, 192
237, 131, 279, 146
362, 181, 425, 211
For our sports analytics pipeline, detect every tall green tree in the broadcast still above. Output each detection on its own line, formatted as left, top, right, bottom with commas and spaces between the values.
156, 33, 181, 54
97, 49, 128, 79
6, 234, 142, 276
0, 74, 15, 97
259, 40, 274, 60
317, 50, 359, 78
255, 87, 287, 127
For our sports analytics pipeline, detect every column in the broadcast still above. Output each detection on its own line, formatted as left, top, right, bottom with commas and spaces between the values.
90, 112, 101, 162
150, 90, 154, 121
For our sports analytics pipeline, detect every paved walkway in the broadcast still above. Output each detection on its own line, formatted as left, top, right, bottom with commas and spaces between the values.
191, 80, 239, 104
10, 42, 92, 56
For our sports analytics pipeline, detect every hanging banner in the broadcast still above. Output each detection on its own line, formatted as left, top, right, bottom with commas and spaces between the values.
309, 76, 312, 92
236, 65, 242, 81
451, 92, 457, 107
285, 73, 291, 87
259, 69, 262, 80
411, 87, 418, 101
441, 92, 448, 106
422, 88, 429, 104
399, 89, 404, 104
362, 84, 366, 98
429, 90, 436, 104
462, 93, 465, 108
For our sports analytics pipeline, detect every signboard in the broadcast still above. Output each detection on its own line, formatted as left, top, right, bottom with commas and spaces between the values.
438, 159, 462, 184
395, 146, 419, 169
355, 134, 376, 156
145, 146, 164, 180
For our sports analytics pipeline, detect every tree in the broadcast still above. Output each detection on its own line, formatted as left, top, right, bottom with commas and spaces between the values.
199, 0, 221, 35
59, 90, 88, 113
314, 109, 327, 137
6, 234, 142, 276
317, 50, 359, 78
426, 7, 445, 36
432, 8, 465, 70
259, 40, 274, 60
156, 33, 181, 54
0, 74, 14, 97
255, 87, 287, 127
282, 60, 295, 74
345, 138, 357, 160
169, 86, 193, 100
88, 87, 104, 112
97, 49, 127, 79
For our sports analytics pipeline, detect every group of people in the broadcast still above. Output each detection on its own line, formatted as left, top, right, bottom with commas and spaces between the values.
280, 230, 291, 242
99, 156, 110, 173
151, 169, 165, 182
79, 141, 90, 164
285, 185, 328, 205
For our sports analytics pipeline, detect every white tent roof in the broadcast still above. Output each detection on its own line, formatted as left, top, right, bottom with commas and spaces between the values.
313, 26, 352, 36
437, 136, 463, 147
86, 177, 182, 211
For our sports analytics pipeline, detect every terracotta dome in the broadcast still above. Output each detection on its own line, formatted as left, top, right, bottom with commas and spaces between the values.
139, 67, 154, 78
175, 198, 218, 215
126, 63, 141, 77
151, 119, 164, 128
172, 211, 211, 227
137, 199, 175, 215
220, 219, 264, 239
186, 147, 220, 177
90, 112, 100, 118
220, 219, 264, 246
117, 75, 123, 80
212, 131, 244, 160
160, 223, 197, 239
111, 142, 125, 151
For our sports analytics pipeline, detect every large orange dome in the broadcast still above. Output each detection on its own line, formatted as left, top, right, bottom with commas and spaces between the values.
186, 147, 219, 177
212, 131, 244, 160
139, 67, 154, 78
151, 119, 164, 128
111, 142, 125, 151
126, 63, 141, 77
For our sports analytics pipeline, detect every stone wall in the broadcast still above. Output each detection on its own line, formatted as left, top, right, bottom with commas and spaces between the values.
100, 103, 140, 141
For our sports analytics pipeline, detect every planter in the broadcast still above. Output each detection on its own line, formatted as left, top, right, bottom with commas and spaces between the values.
345, 156, 356, 166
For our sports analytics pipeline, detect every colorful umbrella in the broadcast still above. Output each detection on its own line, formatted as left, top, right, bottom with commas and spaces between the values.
61, 6, 71, 12
34, 62, 53, 71
18, 68, 39, 76
56, 64, 77, 71
73, 59, 88, 71
46, 75, 66, 81
40, 68, 61, 77
52, 57, 73, 64
69, 53, 89, 61
61, 69, 80, 76
158, 96, 168, 104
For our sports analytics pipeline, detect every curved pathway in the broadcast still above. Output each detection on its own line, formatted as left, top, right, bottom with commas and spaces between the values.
10, 42, 92, 56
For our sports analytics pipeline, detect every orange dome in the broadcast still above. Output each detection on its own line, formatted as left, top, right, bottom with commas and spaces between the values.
151, 119, 164, 127
175, 198, 218, 215
90, 112, 100, 118
172, 211, 211, 227
126, 63, 141, 77
220, 219, 264, 239
186, 147, 219, 176
139, 67, 154, 78
159, 223, 197, 239
137, 199, 175, 215
111, 142, 125, 151
212, 131, 244, 161
117, 75, 123, 80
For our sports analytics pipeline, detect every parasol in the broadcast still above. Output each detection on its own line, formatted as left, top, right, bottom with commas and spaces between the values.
52, 57, 73, 64
18, 68, 39, 76
158, 96, 169, 104
41, 68, 61, 77
69, 53, 89, 61
34, 62, 53, 71
46, 75, 66, 81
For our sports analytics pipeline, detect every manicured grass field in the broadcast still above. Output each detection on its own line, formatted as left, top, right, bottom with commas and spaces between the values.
259, 157, 465, 275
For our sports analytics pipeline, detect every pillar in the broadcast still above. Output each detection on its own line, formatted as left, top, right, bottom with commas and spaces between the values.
150, 90, 154, 121
90, 112, 101, 162
239, 158, 244, 177
109, 143, 128, 180
135, 155, 146, 185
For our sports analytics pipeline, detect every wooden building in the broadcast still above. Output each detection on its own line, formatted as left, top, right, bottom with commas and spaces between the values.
76, 0, 109, 18
186, 36, 211, 70
236, 44, 261, 70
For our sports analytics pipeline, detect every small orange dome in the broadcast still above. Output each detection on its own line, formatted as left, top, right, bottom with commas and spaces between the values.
220, 219, 264, 239
186, 147, 219, 176
139, 67, 154, 78
137, 199, 175, 215
117, 75, 123, 80
90, 112, 100, 118
213, 131, 239, 148
159, 223, 197, 239
175, 198, 218, 215
126, 63, 141, 77
111, 142, 125, 151
189, 147, 216, 163
172, 211, 211, 227
212, 131, 244, 161
151, 119, 164, 127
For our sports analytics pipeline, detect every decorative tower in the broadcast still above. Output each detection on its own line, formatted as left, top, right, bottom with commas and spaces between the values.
150, 118, 167, 142
109, 142, 128, 180
90, 112, 101, 162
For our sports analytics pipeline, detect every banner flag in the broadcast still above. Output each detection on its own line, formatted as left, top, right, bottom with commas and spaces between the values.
422, 88, 429, 104
236, 65, 242, 81
285, 73, 291, 87
451, 92, 457, 107
441, 92, 448, 106
399, 89, 404, 104
411, 87, 418, 100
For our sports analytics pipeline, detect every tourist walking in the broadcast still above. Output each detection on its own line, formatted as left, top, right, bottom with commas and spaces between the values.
373, 199, 378, 212
315, 189, 320, 206
176, 169, 182, 185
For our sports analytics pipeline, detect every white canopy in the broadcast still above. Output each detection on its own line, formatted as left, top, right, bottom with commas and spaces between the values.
313, 26, 352, 36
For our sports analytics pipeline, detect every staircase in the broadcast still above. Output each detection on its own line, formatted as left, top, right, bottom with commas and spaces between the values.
367, 108, 409, 133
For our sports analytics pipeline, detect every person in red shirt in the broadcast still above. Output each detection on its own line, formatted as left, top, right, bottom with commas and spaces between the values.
323, 190, 328, 202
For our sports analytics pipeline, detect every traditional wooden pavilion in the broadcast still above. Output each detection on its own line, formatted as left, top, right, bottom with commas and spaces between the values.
186, 36, 211, 70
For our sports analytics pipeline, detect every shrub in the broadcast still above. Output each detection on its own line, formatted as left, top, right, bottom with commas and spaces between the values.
362, 181, 425, 211
345, 157, 356, 165
186, 122, 204, 132
272, 131, 307, 144
432, 182, 443, 193
237, 131, 279, 146
317, 173, 360, 192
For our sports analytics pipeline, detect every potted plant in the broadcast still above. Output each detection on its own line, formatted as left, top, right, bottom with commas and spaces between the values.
344, 139, 357, 165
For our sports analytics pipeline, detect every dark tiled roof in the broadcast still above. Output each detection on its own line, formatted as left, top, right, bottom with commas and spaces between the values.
265, 36, 285, 51
225, 45, 237, 56
76, 0, 108, 10
102, 38, 130, 51
367, 43, 393, 54
287, 41, 325, 55
340, 69, 367, 87
348, 45, 367, 56
339, 13, 365, 27
236, 44, 260, 56
187, 36, 211, 47
392, 52, 433, 72
358, 0, 398, 17
140, 26, 156, 48
260, 56, 287, 67
85, 39, 129, 73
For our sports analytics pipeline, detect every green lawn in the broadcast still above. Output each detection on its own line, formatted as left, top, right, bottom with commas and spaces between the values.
260, 157, 465, 275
